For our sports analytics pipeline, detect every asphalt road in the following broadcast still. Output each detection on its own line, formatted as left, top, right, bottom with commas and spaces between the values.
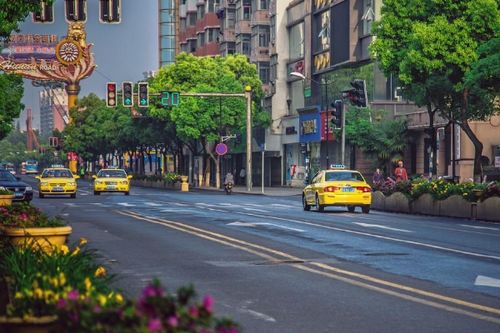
23, 176, 500, 333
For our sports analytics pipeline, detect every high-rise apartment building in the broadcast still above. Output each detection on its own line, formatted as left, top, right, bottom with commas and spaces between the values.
159, 0, 179, 67
39, 88, 68, 135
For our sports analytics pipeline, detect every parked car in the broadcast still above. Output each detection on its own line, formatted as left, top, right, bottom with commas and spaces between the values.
0, 170, 33, 202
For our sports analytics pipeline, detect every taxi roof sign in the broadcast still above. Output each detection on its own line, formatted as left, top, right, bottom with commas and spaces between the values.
50, 164, 65, 168
329, 164, 346, 169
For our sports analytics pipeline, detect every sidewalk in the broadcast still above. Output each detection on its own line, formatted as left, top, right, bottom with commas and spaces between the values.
192, 185, 303, 197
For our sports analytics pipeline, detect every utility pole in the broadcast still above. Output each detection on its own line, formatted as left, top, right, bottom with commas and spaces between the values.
245, 86, 253, 192
341, 101, 346, 166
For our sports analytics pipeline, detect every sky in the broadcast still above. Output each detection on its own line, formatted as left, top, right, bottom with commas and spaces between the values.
16, 0, 158, 130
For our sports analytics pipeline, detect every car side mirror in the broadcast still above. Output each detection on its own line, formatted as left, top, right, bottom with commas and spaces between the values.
35, 176, 41, 180
74, 175, 80, 179
92, 175, 97, 179
127, 175, 133, 180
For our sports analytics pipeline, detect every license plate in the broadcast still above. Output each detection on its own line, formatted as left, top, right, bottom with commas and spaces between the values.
52, 187, 64, 192
106, 185, 116, 190
15, 192, 23, 197
342, 187, 354, 192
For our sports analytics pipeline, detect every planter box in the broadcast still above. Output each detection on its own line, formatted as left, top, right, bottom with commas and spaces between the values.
438, 195, 473, 219
476, 197, 500, 222
0, 315, 59, 333
0, 226, 72, 251
0, 194, 14, 206
411, 193, 439, 216
371, 191, 386, 210
384, 192, 410, 213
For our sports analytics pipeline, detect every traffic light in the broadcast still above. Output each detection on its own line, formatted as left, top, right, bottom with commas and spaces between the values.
106, 82, 117, 107
138, 82, 149, 107
331, 100, 343, 129
122, 81, 133, 107
33, 1, 54, 23
99, 0, 121, 23
343, 80, 368, 107
65, 0, 87, 22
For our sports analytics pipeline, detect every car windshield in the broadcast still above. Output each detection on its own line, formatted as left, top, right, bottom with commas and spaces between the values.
97, 170, 127, 178
42, 169, 73, 178
0, 171, 16, 181
325, 171, 364, 182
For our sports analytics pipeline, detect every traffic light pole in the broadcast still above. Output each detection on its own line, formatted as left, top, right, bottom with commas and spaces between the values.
341, 101, 346, 166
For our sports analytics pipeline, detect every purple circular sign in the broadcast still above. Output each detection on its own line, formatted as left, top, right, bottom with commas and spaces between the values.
215, 143, 228, 156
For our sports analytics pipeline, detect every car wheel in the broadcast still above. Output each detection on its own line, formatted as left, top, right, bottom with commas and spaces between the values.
70, 193, 76, 199
315, 194, 324, 212
362, 205, 370, 214
39, 192, 44, 198
302, 194, 311, 211
347, 206, 355, 213
125, 191, 130, 196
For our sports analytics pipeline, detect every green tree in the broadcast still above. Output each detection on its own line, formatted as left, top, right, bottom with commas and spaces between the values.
344, 107, 408, 175
371, 0, 500, 178
150, 53, 269, 186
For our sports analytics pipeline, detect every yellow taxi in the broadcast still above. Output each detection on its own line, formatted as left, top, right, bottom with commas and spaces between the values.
93, 168, 132, 195
302, 165, 372, 213
36, 167, 79, 198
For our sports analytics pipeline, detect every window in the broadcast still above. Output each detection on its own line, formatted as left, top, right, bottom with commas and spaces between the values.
241, 34, 251, 56
207, 28, 220, 43
226, 8, 235, 29
314, 10, 330, 52
258, 62, 270, 83
160, 23, 174, 35
197, 32, 205, 47
289, 22, 304, 59
197, 4, 205, 19
259, 0, 268, 10
241, 0, 251, 20
253, 25, 270, 47
270, 14, 276, 45
188, 12, 196, 26
180, 18, 186, 31
160, 0, 174, 9
207, 0, 219, 13
361, 0, 374, 36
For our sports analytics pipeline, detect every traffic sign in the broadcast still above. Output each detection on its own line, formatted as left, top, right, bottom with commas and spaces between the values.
215, 143, 228, 156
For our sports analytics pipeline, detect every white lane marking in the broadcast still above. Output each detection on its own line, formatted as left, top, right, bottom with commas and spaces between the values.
79, 193, 88, 196
90, 203, 105, 206
219, 203, 235, 206
353, 222, 412, 233
461, 224, 500, 232
64, 203, 77, 207
144, 202, 163, 207
271, 203, 297, 208
173, 203, 188, 206
243, 207, 269, 213
159, 209, 191, 212
238, 308, 276, 322
117, 203, 136, 207
474, 275, 500, 288
227, 221, 304, 232
206, 208, 226, 212
240, 212, 500, 261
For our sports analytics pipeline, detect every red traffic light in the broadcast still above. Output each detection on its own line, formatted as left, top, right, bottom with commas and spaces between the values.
107, 83, 116, 92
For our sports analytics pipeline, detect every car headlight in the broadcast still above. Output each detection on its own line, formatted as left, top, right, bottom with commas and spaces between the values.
40, 182, 48, 186
68, 182, 76, 186
95, 180, 103, 185
121, 181, 128, 185
25, 186, 32, 191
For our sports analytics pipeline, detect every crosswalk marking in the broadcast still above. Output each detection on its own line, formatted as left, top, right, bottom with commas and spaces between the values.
144, 202, 163, 207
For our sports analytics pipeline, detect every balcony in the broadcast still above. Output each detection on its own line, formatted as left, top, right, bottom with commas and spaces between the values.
194, 42, 220, 56
220, 29, 235, 43
250, 46, 270, 62
251, 10, 270, 26
235, 20, 251, 35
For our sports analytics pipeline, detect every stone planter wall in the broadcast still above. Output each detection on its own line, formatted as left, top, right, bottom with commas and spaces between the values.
374, 191, 500, 222
131, 179, 181, 190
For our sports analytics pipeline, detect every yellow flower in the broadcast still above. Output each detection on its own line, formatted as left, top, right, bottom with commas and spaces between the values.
14, 292, 23, 299
34, 288, 43, 299
44, 290, 55, 302
94, 266, 107, 277
71, 246, 81, 256
84, 277, 92, 291
60, 245, 69, 255
79, 237, 88, 246
114, 293, 124, 303
97, 294, 107, 306
59, 272, 66, 286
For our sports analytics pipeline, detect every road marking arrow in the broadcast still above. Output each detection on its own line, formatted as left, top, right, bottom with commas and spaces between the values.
474, 275, 500, 288
460, 224, 500, 231
144, 202, 163, 207
353, 222, 412, 233
117, 202, 136, 207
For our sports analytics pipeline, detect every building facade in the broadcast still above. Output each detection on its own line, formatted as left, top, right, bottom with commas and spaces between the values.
159, 0, 179, 67
39, 88, 68, 136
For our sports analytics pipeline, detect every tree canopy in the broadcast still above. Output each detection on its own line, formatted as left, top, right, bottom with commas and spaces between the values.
371, 0, 500, 177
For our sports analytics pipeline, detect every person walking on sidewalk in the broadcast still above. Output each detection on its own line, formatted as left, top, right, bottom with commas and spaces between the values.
394, 160, 408, 182
239, 168, 246, 185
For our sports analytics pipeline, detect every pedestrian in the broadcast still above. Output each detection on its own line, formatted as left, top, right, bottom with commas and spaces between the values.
239, 168, 246, 185
79, 166, 85, 179
372, 168, 383, 187
394, 160, 408, 182
224, 171, 234, 185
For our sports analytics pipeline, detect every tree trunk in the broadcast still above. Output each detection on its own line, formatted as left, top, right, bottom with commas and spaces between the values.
426, 103, 438, 178
459, 120, 484, 180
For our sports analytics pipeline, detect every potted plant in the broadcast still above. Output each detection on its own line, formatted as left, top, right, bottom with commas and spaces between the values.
0, 187, 14, 207
0, 203, 72, 251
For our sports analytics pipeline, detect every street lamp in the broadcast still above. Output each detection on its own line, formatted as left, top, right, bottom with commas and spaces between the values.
290, 72, 332, 169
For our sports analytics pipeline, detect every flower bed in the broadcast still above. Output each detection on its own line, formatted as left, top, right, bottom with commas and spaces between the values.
0, 239, 240, 332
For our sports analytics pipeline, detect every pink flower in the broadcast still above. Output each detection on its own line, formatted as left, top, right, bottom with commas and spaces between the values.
203, 295, 214, 313
167, 315, 178, 327
147, 318, 163, 332
67, 289, 79, 301
189, 306, 199, 318
56, 298, 66, 309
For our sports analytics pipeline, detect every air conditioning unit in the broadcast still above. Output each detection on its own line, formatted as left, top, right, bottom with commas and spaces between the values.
394, 86, 403, 102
